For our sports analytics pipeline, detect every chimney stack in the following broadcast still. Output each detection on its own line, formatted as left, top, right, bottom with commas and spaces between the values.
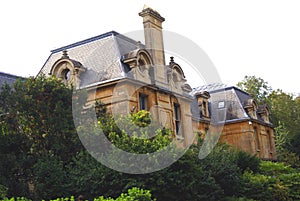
139, 6, 167, 86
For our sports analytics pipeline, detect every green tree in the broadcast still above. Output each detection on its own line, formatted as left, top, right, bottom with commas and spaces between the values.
274, 122, 300, 167
0, 75, 83, 199
268, 90, 299, 132
237, 75, 272, 104
240, 161, 300, 201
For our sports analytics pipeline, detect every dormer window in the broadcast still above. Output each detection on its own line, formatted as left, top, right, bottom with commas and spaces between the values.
244, 98, 258, 119
258, 105, 270, 123
50, 50, 85, 87
62, 68, 71, 81
122, 49, 153, 83
218, 101, 225, 109
202, 100, 209, 118
138, 59, 146, 73
195, 91, 210, 119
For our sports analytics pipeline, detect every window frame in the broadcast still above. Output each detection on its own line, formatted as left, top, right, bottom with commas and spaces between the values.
174, 103, 181, 136
139, 93, 148, 111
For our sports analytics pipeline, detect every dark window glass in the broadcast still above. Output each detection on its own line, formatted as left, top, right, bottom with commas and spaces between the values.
139, 93, 147, 110
174, 104, 181, 135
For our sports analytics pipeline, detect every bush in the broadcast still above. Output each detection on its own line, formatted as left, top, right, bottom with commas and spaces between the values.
240, 161, 300, 201
234, 150, 260, 173
94, 187, 155, 201
0, 188, 155, 201
0, 184, 7, 199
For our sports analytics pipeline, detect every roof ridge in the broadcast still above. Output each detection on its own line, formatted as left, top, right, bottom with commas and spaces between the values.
51, 31, 120, 53
0, 72, 23, 79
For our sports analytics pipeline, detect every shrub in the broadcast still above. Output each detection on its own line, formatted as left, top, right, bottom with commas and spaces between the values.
0, 188, 155, 201
240, 161, 300, 201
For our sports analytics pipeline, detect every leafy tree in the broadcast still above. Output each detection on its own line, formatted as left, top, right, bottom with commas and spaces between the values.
274, 123, 300, 167
290, 132, 300, 158
66, 109, 224, 200
0, 75, 83, 199
240, 161, 300, 201
237, 75, 272, 104
268, 90, 299, 133
237, 75, 300, 160
0, 75, 81, 161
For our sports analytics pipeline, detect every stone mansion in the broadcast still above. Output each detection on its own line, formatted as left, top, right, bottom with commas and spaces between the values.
37, 6, 276, 160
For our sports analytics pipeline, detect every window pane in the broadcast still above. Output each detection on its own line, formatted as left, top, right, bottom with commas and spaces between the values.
139, 93, 147, 110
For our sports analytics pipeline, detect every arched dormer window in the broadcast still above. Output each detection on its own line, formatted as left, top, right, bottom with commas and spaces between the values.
50, 50, 85, 86
137, 51, 152, 75
122, 49, 153, 83
167, 61, 186, 84
244, 98, 258, 119
258, 105, 270, 123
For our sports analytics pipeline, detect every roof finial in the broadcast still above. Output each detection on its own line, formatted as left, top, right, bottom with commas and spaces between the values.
137, 41, 142, 49
62, 50, 69, 58
170, 56, 174, 63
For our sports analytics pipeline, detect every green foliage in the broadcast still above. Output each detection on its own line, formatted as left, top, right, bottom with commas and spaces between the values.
130, 110, 151, 127
240, 171, 273, 201
234, 149, 261, 173
199, 144, 260, 197
274, 122, 290, 153
1, 75, 299, 200
268, 90, 300, 134
94, 187, 155, 201
0, 184, 8, 199
65, 151, 117, 199
240, 161, 300, 201
237, 75, 300, 160
274, 123, 300, 167
225, 197, 257, 201
237, 75, 272, 104
32, 155, 67, 199
0, 75, 83, 199
0, 198, 32, 201
0, 188, 155, 201
96, 108, 173, 154
291, 131, 300, 159
145, 147, 223, 201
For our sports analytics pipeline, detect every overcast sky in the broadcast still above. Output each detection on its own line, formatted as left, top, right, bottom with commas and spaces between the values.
0, 0, 299, 95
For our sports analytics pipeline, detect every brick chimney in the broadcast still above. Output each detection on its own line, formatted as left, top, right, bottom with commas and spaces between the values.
139, 6, 167, 86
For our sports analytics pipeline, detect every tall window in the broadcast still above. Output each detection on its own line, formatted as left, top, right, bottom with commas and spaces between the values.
254, 126, 260, 151
267, 130, 273, 154
174, 103, 181, 135
139, 93, 147, 110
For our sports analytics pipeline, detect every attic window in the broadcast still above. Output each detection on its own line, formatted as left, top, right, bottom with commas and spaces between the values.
138, 59, 146, 72
218, 101, 225, 108
62, 69, 71, 81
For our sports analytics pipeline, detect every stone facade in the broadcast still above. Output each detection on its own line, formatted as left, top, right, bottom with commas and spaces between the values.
39, 6, 276, 160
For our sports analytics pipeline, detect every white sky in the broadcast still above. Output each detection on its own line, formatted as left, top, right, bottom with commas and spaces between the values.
0, 0, 300, 95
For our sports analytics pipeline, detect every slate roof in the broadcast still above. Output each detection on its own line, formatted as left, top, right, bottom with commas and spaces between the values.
39, 31, 144, 88
193, 83, 228, 92
0, 72, 20, 91
191, 83, 253, 122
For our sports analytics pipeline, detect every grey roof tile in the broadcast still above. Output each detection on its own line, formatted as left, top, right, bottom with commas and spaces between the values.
191, 83, 250, 121
0, 72, 21, 91
39, 31, 141, 87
